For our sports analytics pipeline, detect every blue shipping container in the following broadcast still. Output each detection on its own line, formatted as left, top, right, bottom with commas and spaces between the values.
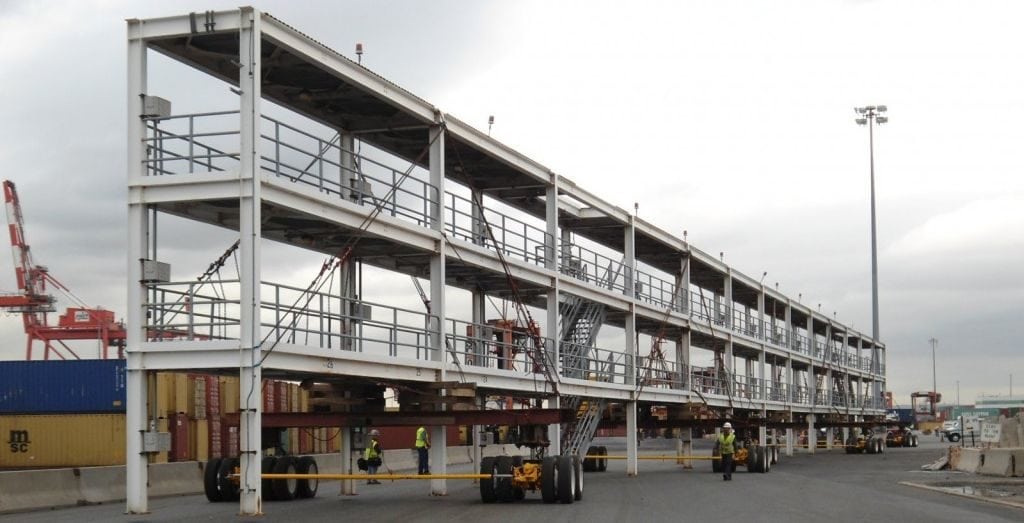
0, 359, 126, 413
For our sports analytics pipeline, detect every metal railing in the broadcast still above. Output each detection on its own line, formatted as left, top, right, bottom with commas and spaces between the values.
444, 191, 551, 267
142, 111, 441, 229
559, 244, 630, 295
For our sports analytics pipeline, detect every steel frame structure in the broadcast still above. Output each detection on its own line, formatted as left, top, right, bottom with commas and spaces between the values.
125, 7, 887, 515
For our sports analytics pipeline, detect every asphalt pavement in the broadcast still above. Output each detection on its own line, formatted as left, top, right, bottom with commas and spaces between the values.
3, 435, 1022, 522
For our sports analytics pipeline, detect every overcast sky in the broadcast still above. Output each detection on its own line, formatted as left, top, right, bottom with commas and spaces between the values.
1, 0, 1021, 407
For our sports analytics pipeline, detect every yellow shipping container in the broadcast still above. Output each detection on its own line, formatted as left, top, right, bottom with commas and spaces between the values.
173, 374, 194, 415
299, 389, 309, 413
195, 418, 209, 462
220, 376, 240, 414
156, 373, 175, 417
0, 414, 125, 469
153, 418, 169, 464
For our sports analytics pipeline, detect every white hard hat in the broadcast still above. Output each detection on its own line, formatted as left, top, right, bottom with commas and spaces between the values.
369, 429, 380, 437
723, 422, 732, 429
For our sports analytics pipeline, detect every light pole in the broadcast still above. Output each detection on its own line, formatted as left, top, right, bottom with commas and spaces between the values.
855, 104, 887, 406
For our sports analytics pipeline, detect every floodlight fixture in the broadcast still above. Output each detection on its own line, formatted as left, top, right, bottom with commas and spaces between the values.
856, 118, 868, 125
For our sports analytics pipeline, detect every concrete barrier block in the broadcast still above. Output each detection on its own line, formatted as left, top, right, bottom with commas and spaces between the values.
78, 465, 127, 503
1010, 450, 1024, 477
979, 448, 1014, 476
0, 468, 81, 513
955, 448, 982, 473
148, 462, 201, 497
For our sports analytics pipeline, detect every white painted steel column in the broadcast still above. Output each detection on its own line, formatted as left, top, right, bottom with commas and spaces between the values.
723, 271, 733, 329
807, 413, 816, 455
786, 415, 794, 457
125, 19, 149, 513
675, 256, 690, 391
428, 123, 447, 495
545, 181, 561, 455
678, 330, 691, 394
237, 8, 264, 515
340, 131, 357, 352
624, 217, 638, 476
341, 425, 354, 495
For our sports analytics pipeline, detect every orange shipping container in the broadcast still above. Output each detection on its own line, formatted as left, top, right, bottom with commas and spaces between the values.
0, 414, 126, 469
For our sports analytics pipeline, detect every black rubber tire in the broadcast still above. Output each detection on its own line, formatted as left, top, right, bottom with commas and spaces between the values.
271, 456, 298, 501
261, 457, 278, 501
877, 438, 885, 454
296, 456, 319, 499
495, 456, 514, 502
218, 457, 240, 502
949, 433, 961, 443
712, 442, 722, 473
762, 447, 770, 473
541, 456, 558, 504
747, 446, 758, 473
557, 455, 574, 504
204, 458, 223, 502
573, 455, 583, 501
479, 456, 497, 503
583, 448, 595, 472
912, 435, 919, 447
771, 446, 779, 464
598, 446, 608, 472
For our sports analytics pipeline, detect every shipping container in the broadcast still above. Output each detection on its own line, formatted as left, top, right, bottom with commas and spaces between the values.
0, 414, 125, 469
0, 360, 126, 414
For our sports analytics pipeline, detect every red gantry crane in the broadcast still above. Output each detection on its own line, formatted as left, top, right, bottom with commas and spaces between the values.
0, 180, 126, 360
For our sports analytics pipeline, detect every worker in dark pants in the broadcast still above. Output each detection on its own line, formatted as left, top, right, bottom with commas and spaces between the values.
415, 426, 431, 475
719, 422, 736, 481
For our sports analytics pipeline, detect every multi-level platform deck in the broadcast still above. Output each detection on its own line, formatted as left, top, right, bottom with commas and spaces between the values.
124, 7, 886, 514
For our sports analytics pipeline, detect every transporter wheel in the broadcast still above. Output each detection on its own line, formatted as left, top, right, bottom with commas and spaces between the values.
598, 446, 609, 472
557, 455, 575, 504
261, 457, 278, 501
296, 456, 319, 499
877, 438, 885, 454
762, 447, 771, 473
204, 458, 224, 502
949, 433, 961, 443
495, 456, 515, 502
912, 435, 920, 447
271, 456, 298, 501
541, 456, 558, 504
573, 455, 583, 501
583, 448, 596, 473
771, 445, 779, 464
712, 442, 722, 473
218, 457, 241, 502
479, 456, 497, 503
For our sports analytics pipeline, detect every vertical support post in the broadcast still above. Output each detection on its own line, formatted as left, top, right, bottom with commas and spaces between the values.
124, 20, 149, 514
428, 123, 447, 495
624, 216, 638, 476
340, 131, 357, 351
545, 181, 561, 454
807, 413, 816, 455
677, 330, 690, 392
237, 7, 264, 515
723, 271, 733, 328
786, 414, 794, 457
341, 421, 354, 495
679, 427, 693, 469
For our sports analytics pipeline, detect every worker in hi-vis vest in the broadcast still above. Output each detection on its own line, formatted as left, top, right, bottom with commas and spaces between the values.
719, 422, 736, 481
415, 426, 430, 474
365, 429, 382, 484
